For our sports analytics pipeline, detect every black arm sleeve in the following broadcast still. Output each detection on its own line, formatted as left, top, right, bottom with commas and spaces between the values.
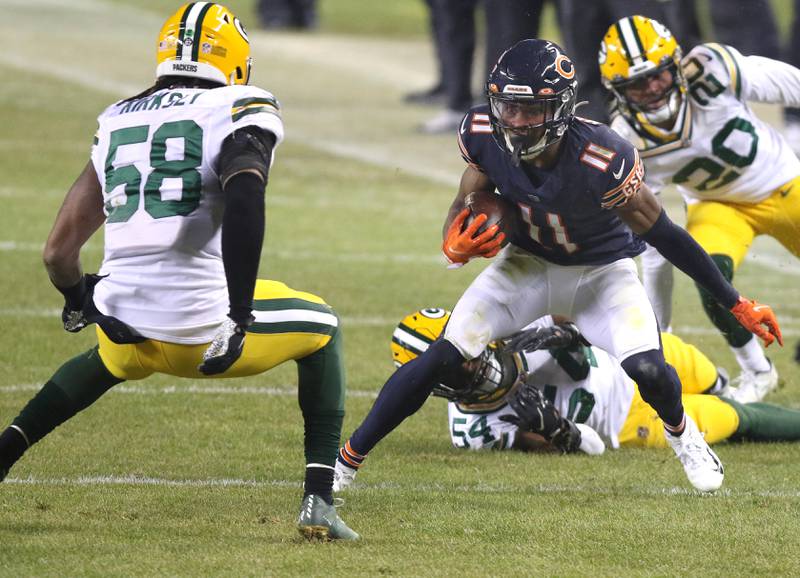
221, 171, 266, 325
217, 126, 276, 188
641, 209, 739, 309
217, 126, 276, 325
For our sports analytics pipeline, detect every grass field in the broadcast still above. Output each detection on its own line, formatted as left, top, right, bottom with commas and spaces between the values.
2, 0, 800, 576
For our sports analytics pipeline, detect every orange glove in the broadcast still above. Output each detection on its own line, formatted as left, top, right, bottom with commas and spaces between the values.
442, 208, 506, 266
730, 296, 783, 347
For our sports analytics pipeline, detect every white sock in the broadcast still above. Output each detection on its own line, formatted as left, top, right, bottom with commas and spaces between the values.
731, 336, 771, 373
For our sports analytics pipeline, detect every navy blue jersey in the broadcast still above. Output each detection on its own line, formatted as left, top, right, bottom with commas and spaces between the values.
458, 106, 646, 266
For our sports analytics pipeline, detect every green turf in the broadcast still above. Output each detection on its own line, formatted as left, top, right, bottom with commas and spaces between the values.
1, 1, 800, 576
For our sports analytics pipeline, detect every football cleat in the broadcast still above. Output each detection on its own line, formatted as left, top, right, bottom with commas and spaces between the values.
722, 361, 779, 404
157, 2, 252, 86
297, 494, 360, 541
333, 460, 357, 492
665, 416, 724, 492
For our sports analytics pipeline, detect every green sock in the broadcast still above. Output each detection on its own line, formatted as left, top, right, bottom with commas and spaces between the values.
296, 328, 346, 467
13, 346, 123, 445
695, 254, 752, 348
724, 399, 800, 441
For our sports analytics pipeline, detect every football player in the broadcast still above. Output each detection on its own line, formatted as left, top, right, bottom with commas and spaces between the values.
335, 308, 800, 491
0, 3, 357, 541
336, 39, 782, 495
599, 15, 800, 402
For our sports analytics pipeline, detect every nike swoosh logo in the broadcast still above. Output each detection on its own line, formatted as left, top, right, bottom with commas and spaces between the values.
753, 305, 768, 312
781, 185, 793, 197
612, 159, 626, 180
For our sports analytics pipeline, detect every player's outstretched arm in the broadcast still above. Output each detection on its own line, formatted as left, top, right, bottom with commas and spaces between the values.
615, 184, 782, 346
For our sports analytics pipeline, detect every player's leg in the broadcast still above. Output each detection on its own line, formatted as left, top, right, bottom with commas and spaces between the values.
685, 202, 776, 398
341, 247, 550, 472
640, 244, 674, 331
295, 326, 359, 540
574, 258, 723, 491
724, 399, 800, 441
0, 346, 129, 480
619, 392, 739, 448
661, 332, 727, 395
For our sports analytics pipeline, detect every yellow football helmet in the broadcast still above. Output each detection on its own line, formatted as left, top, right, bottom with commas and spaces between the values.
599, 15, 686, 128
391, 308, 520, 405
156, 2, 251, 86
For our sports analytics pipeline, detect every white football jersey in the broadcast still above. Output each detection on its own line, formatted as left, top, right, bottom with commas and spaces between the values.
447, 332, 635, 451
611, 43, 800, 204
89, 84, 283, 343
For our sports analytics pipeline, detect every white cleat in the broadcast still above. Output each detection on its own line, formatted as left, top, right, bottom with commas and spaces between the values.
576, 424, 606, 455
332, 460, 357, 492
722, 361, 779, 404
665, 416, 724, 492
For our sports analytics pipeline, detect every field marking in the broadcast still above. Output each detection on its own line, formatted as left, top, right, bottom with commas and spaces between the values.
0, 383, 379, 398
6, 474, 800, 500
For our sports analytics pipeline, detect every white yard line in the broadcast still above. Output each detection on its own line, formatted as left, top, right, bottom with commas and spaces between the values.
0, 383, 379, 398
6, 474, 800, 499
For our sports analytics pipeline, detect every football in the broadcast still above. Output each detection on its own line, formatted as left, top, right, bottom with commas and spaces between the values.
463, 190, 522, 246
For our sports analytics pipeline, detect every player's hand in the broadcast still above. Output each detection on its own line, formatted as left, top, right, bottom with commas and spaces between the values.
549, 419, 583, 454
730, 296, 783, 347
198, 316, 253, 375
505, 322, 586, 353
59, 274, 145, 344
442, 208, 505, 266
499, 383, 561, 436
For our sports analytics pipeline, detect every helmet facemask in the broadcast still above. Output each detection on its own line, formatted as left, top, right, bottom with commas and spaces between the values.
488, 88, 576, 165
432, 346, 519, 405
608, 57, 685, 128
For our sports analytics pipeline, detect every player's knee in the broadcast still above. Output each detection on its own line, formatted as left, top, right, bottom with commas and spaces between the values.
424, 339, 468, 383
621, 349, 679, 401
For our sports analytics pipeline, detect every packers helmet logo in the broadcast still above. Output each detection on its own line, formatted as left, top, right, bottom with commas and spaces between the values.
651, 19, 673, 39
390, 308, 451, 366
419, 307, 448, 319
233, 17, 249, 42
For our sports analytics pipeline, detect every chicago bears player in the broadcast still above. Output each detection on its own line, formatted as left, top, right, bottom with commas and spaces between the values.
336, 39, 782, 495
0, 2, 357, 541
600, 15, 800, 403
339, 308, 800, 472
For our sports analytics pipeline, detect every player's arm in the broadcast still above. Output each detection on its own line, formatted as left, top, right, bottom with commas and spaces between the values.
199, 126, 276, 375
43, 161, 105, 292
615, 183, 782, 346
441, 166, 505, 266
715, 45, 800, 107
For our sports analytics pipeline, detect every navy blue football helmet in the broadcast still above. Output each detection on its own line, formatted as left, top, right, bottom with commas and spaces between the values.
486, 39, 578, 163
